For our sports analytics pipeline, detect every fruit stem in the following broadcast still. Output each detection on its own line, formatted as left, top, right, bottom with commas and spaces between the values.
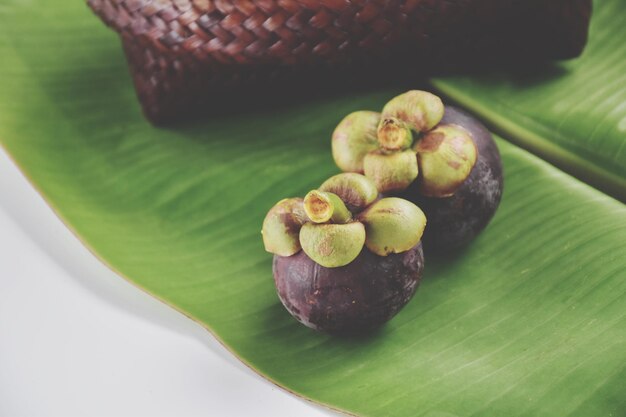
304, 190, 352, 224
377, 117, 413, 151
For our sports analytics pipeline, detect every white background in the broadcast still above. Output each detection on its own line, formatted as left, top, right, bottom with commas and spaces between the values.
0, 148, 337, 417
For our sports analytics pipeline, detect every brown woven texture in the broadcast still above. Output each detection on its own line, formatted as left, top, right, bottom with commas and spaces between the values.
88, 0, 592, 124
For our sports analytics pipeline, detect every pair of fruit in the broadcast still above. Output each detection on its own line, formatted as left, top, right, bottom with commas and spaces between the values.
263, 91, 503, 334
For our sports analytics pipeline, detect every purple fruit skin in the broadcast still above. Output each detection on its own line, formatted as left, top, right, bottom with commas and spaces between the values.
400, 106, 503, 251
273, 243, 424, 334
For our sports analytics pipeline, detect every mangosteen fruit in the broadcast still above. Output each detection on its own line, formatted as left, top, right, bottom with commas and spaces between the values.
331, 90, 503, 252
273, 242, 424, 334
262, 173, 426, 334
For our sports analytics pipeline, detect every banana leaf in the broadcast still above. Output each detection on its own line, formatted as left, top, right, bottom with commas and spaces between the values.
0, 1, 625, 417
433, 0, 626, 200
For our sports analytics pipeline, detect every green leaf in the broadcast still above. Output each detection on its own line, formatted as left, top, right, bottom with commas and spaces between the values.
1, 1, 625, 417
433, 0, 626, 201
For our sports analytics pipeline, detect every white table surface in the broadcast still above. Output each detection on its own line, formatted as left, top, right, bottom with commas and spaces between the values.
0, 148, 338, 417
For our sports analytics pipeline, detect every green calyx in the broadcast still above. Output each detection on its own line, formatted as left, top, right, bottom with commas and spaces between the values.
332, 90, 469, 196
261, 198, 308, 256
303, 190, 352, 224
414, 124, 478, 197
381, 90, 444, 133
332, 111, 380, 173
299, 222, 366, 268
358, 198, 427, 256
377, 117, 413, 151
319, 173, 378, 212
363, 150, 419, 193
263, 174, 428, 268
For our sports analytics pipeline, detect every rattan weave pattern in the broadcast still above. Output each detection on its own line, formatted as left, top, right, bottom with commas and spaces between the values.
88, 0, 591, 123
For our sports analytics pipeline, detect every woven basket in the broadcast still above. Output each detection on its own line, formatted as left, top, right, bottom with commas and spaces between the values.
88, 0, 591, 124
